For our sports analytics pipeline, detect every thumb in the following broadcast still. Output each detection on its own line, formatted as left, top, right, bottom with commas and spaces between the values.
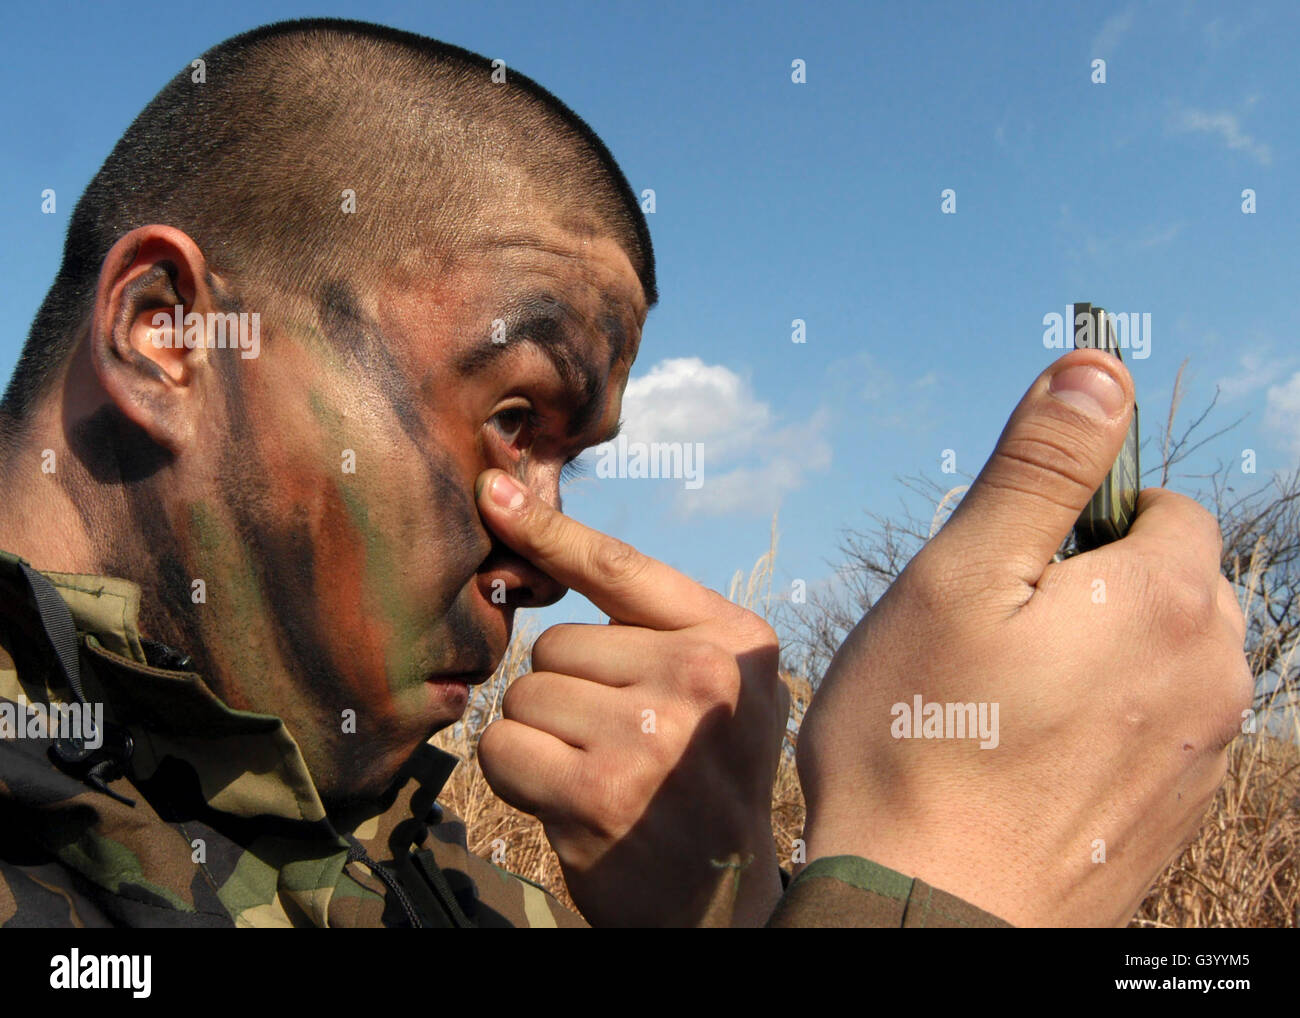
932, 348, 1135, 591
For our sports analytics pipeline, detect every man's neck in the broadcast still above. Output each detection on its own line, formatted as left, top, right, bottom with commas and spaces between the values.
0, 416, 107, 578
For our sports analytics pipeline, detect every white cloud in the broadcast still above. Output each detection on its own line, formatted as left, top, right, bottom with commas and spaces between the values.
586, 357, 830, 517
615, 357, 770, 461
1264, 371, 1300, 458
1171, 107, 1272, 165
858, 351, 896, 403
1217, 352, 1286, 400
1091, 8, 1135, 55
1204, 15, 1255, 50
1136, 223, 1183, 249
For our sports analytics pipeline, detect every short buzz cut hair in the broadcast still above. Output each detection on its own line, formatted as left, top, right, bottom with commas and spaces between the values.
1, 17, 656, 423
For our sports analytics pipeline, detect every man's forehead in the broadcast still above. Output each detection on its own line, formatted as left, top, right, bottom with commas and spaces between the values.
484, 289, 632, 366
466, 226, 649, 328
368, 225, 642, 433
382, 225, 645, 375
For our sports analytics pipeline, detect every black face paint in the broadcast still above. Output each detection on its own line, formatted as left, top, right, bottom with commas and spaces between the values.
68, 404, 172, 484
315, 278, 483, 555
599, 299, 629, 374
317, 280, 426, 442
63, 406, 204, 672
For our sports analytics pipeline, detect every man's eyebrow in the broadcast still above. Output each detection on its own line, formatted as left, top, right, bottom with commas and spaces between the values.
453, 293, 617, 437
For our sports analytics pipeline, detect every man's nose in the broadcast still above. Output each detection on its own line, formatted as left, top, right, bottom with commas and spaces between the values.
477, 551, 568, 610
510, 564, 568, 609
527, 464, 564, 515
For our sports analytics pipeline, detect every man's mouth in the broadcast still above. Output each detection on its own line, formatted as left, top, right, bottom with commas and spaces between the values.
428, 669, 494, 687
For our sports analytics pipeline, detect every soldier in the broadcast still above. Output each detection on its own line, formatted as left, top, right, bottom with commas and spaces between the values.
0, 19, 1250, 928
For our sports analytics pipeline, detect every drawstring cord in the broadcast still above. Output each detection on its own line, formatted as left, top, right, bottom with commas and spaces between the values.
346, 836, 424, 928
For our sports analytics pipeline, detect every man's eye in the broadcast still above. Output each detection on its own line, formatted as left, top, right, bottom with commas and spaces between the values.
489, 407, 532, 447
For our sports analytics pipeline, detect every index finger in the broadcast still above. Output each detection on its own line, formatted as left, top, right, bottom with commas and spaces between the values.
475, 469, 729, 630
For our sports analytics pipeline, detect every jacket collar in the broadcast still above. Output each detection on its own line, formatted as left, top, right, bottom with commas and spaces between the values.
0, 550, 460, 829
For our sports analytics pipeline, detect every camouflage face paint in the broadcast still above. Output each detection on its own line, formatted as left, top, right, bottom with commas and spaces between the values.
131, 277, 505, 807
317, 281, 426, 443
65, 406, 216, 689
68, 222, 644, 818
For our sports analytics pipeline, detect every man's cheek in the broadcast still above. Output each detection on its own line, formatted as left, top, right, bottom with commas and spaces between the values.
322, 461, 488, 699
308, 481, 397, 703
298, 378, 489, 685
182, 500, 281, 708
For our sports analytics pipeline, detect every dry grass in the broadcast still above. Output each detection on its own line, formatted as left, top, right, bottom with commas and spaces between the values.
434, 521, 1299, 927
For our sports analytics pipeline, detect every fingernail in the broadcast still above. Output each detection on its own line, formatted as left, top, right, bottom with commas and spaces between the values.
1048, 364, 1126, 420
487, 472, 526, 510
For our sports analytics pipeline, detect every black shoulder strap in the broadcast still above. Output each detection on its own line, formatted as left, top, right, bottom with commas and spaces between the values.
15, 562, 89, 712
11, 561, 135, 806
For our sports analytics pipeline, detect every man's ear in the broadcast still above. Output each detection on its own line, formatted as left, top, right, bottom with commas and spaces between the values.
88, 225, 218, 454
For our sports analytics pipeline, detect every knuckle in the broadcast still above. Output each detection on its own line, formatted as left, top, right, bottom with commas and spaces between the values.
741, 614, 780, 654
526, 500, 569, 554
1178, 634, 1254, 745
1157, 572, 1220, 641
581, 766, 643, 839
1166, 495, 1225, 559
588, 537, 648, 589
530, 625, 568, 670
731, 614, 785, 703
500, 673, 539, 719
1209, 751, 1231, 793
770, 678, 793, 737
991, 421, 1098, 506
672, 639, 740, 705
475, 721, 508, 773
897, 557, 937, 604
1218, 572, 1243, 610
717, 607, 781, 661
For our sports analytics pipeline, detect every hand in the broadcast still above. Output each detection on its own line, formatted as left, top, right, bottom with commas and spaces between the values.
796, 349, 1253, 927
474, 469, 789, 927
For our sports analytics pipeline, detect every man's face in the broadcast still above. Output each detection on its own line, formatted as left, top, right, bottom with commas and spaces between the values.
178, 206, 645, 806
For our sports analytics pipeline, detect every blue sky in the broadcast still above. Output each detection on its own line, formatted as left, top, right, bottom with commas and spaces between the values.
1, 0, 1296, 636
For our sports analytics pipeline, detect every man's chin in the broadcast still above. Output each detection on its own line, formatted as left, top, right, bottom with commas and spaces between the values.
315, 673, 484, 812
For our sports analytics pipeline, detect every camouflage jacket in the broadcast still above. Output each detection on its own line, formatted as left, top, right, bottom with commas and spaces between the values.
0, 551, 1009, 928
